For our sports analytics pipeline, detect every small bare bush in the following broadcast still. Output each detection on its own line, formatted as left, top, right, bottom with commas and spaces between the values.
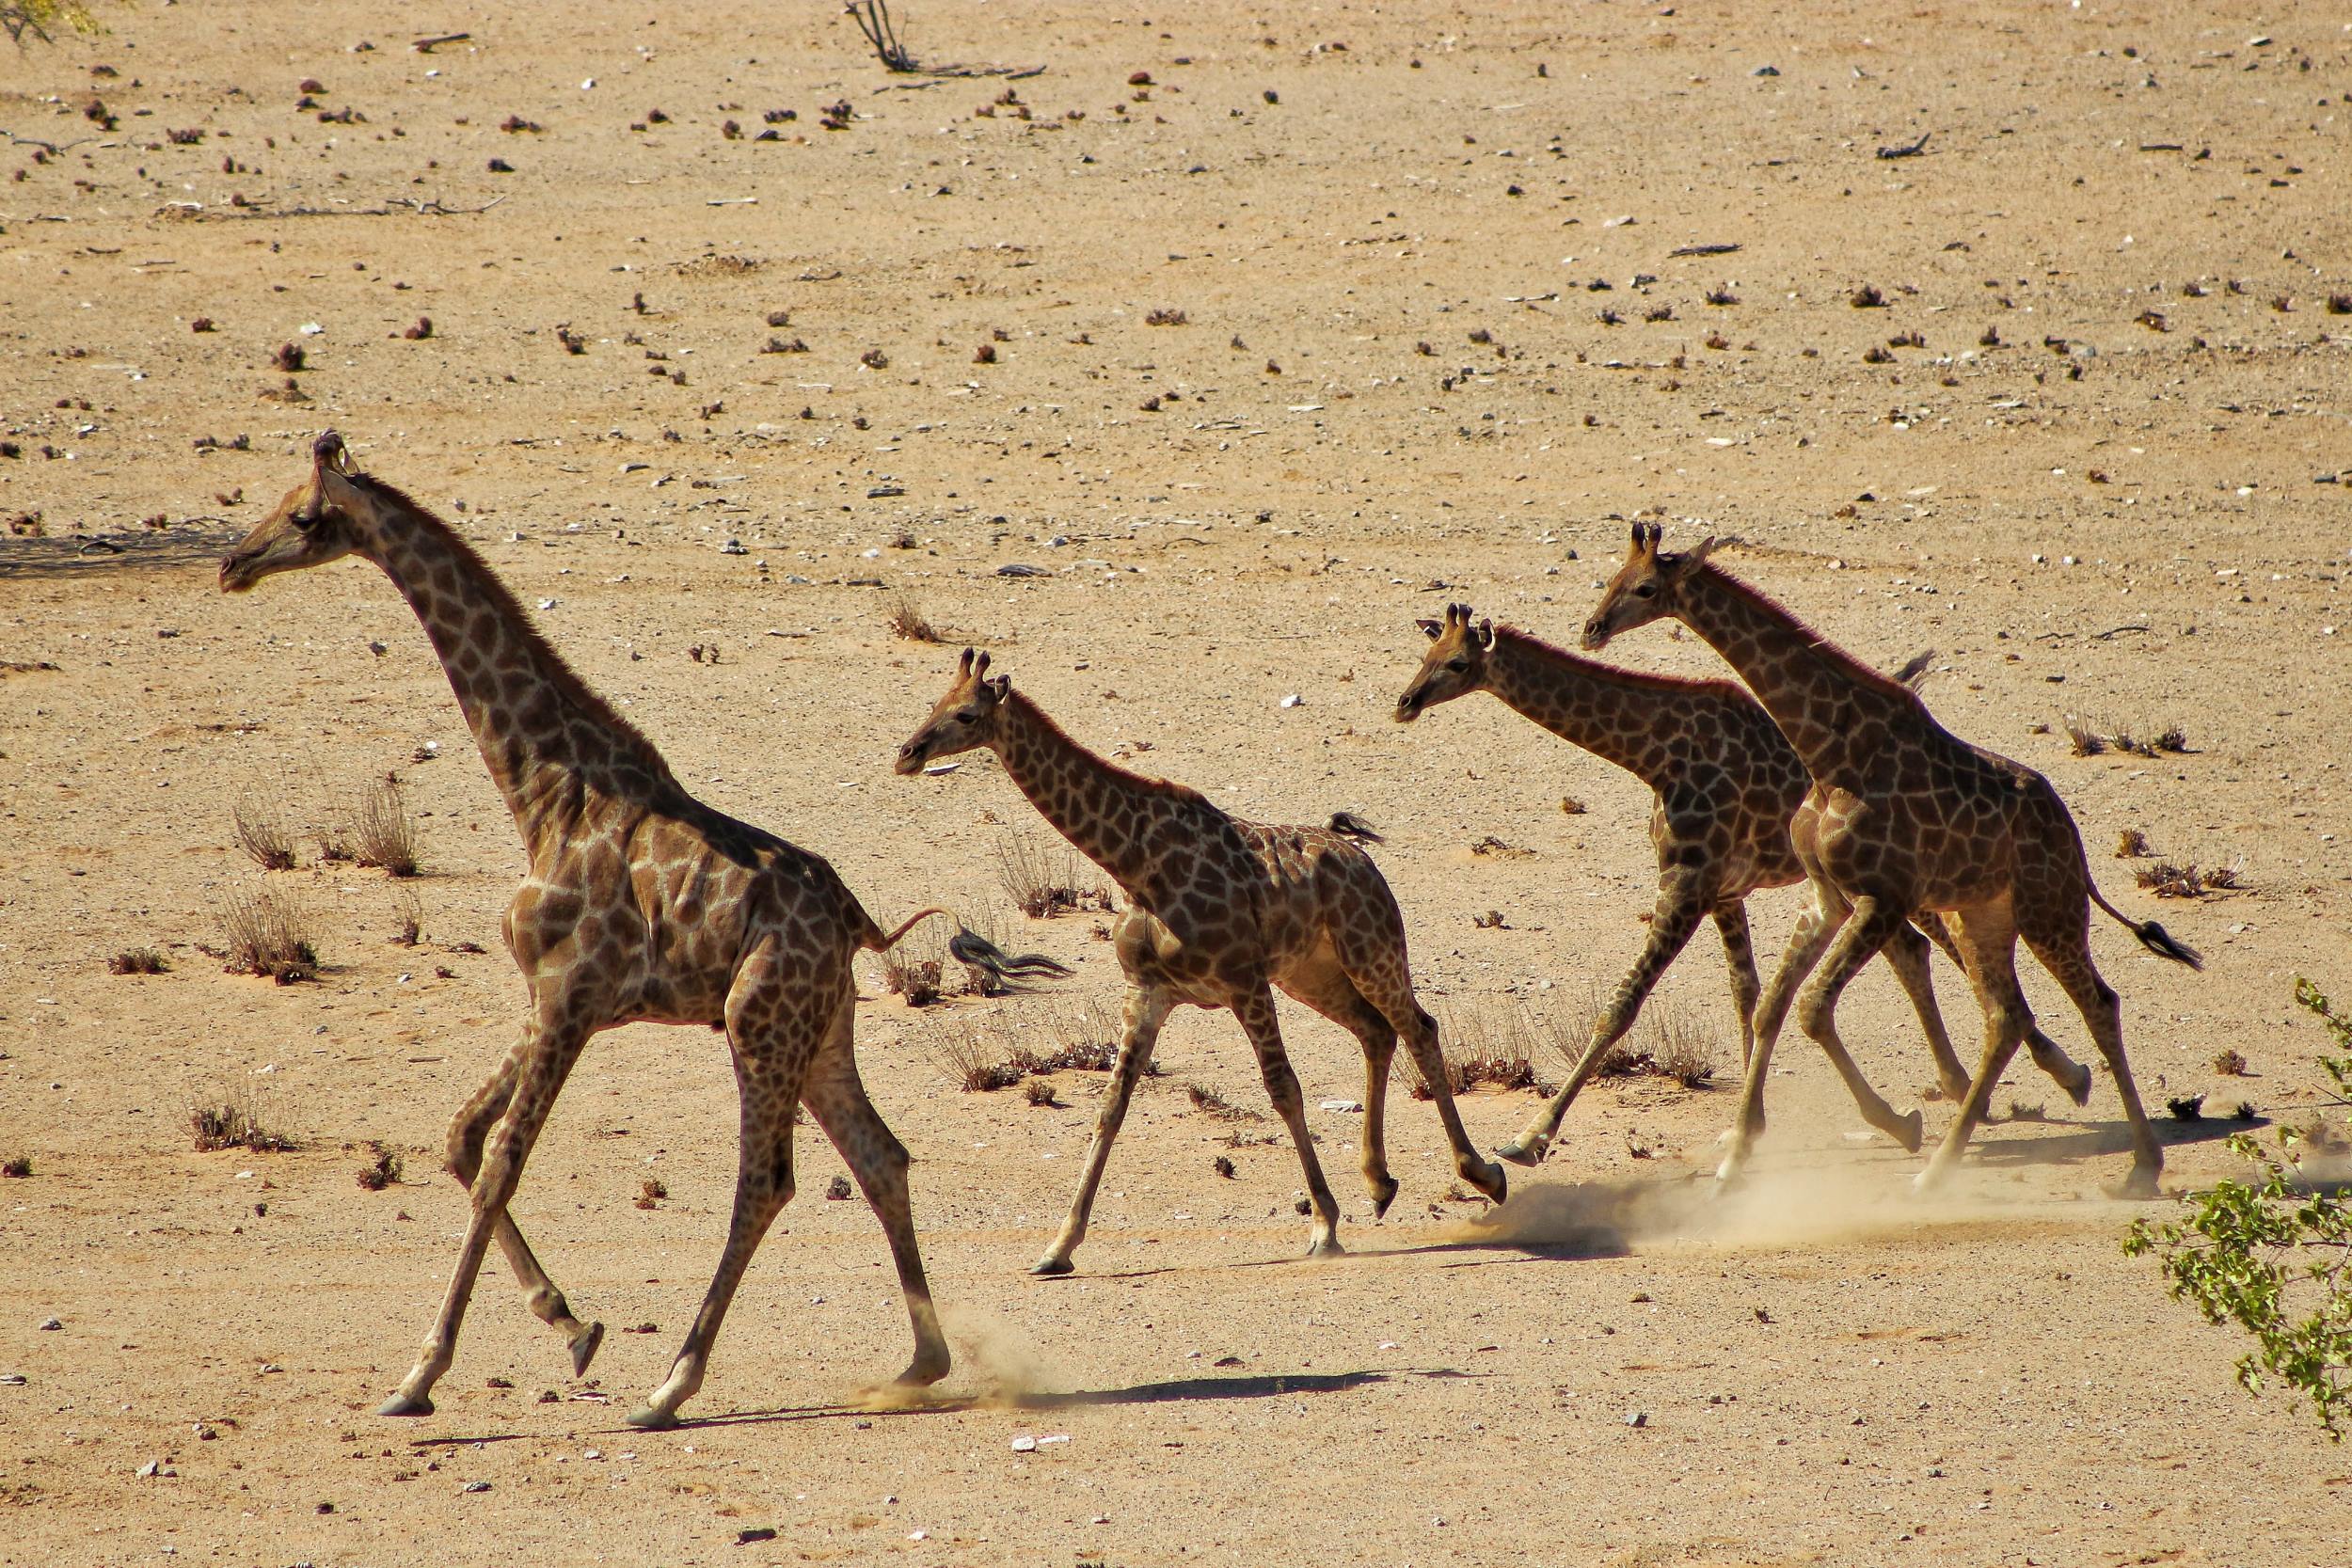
1033, 996, 1127, 1072
356, 1141, 403, 1190
994, 832, 1114, 918
635, 1178, 667, 1210
2066, 721, 2106, 757
2214, 1048, 2250, 1077
1025, 1078, 1061, 1107
825, 1174, 853, 1200
1645, 1005, 1721, 1089
1144, 307, 1189, 326
1407, 1003, 1549, 1100
1, 1155, 31, 1179
355, 775, 420, 876
1184, 1080, 1258, 1120
231, 794, 297, 871
925, 1013, 1034, 1092
189, 1090, 297, 1153
108, 946, 168, 975
2137, 861, 2243, 899
215, 885, 318, 983
887, 594, 943, 642
390, 886, 422, 947
2116, 828, 2153, 859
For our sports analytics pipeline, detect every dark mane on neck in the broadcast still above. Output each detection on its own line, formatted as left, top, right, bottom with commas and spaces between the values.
1492, 622, 1748, 699
356, 471, 676, 783
1007, 689, 1214, 809
1695, 560, 1925, 705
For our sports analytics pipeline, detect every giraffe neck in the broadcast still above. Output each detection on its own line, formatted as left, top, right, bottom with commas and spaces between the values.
1482, 626, 1687, 785
349, 481, 675, 847
990, 690, 1200, 900
1669, 562, 1914, 784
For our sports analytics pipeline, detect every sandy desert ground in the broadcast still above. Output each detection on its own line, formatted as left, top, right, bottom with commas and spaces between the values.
5, 2, 2352, 1563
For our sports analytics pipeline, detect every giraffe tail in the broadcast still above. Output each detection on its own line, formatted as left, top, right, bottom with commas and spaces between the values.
948, 928, 1074, 994
2088, 884, 2203, 971
1326, 810, 1385, 845
864, 906, 952, 952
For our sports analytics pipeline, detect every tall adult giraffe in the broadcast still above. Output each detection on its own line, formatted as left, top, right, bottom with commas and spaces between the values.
894, 648, 1508, 1275
220, 432, 985, 1428
1392, 603, 2094, 1166
1581, 524, 2198, 1195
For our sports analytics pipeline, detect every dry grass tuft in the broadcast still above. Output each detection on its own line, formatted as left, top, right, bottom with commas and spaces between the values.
1144, 307, 1189, 326
886, 593, 944, 642
2167, 1093, 2206, 1122
634, 1178, 667, 1210
108, 946, 168, 975
924, 1013, 1034, 1092
2136, 860, 2242, 898
189, 1090, 297, 1153
1, 1155, 32, 1179
2213, 1048, 2249, 1077
825, 1174, 853, 1200
215, 885, 318, 983
1024, 1077, 1061, 1107
2066, 721, 2106, 757
355, 1140, 403, 1190
2115, 827, 2153, 859
1032, 995, 1128, 1072
1645, 1005, 1722, 1089
231, 794, 298, 871
390, 886, 422, 947
993, 832, 1115, 918
1184, 1080, 1259, 1120
355, 775, 420, 877
1407, 1003, 1552, 1100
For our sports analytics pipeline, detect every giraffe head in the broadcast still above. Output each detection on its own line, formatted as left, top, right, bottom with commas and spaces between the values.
1581, 522, 1724, 650
219, 432, 368, 593
894, 647, 1011, 774
1393, 602, 1494, 722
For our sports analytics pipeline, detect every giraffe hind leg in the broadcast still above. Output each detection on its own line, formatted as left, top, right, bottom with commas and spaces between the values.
2025, 927, 2161, 1196
1232, 985, 1355, 1255
1279, 962, 1402, 1216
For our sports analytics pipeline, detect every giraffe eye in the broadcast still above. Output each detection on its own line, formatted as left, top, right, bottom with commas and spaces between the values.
1445, 658, 1469, 673
1632, 581, 1656, 598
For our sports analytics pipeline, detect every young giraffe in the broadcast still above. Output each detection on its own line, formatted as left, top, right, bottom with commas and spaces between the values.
1581, 524, 2199, 1196
894, 649, 1509, 1275
1392, 603, 2094, 1166
220, 433, 972, 1428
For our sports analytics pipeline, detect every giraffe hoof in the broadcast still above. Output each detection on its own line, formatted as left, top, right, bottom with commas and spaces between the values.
568, 1321, 606, 1378
1911, 1163, 1954, 1196
1305, 1235, 1345, 1259
1028, 1255, 1075, 1277
1494, 1138, 1546, 1169
2105, 1167, 2163, 1201
1890, 1108, 1925, 1153
2063, 1064, 2095, 1108
1368, 1178, 1400, 1220
1470, 1161, 1509, 1206
624, 1404, 682, 1432
376, 1393, 435, 1418
895, 1349, 952, 1388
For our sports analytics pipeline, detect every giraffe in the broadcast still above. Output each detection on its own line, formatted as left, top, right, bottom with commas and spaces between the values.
1580, 524, 2199, 1196
894, 648, 1509, 1275
219, 432, 983, 1428
1392, 603, 2095, 1167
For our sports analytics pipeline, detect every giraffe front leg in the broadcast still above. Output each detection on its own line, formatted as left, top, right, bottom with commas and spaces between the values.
442, 1040, 604, 1378
1501, 877, 1708, 1167
382, 1014, 591, 1417
1882, 919, 1973, 1102
1719, 891, 1843, 1183
1712, 900, 1762, 1071
1034, 986, 1171, 1275
1232, 986, 1346, 1257
1791, 898, 1923, 1152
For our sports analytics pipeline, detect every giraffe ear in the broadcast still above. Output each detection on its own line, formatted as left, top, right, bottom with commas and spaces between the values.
1686, 534, 1730, 565
1416, 618, 1443, 641
1473, 617, 1494, 649
312, 430, 352, 477
984, 674, 1010, 703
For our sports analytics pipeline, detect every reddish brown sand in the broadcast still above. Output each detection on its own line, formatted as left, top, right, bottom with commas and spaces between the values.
5, 3, 2351, 1563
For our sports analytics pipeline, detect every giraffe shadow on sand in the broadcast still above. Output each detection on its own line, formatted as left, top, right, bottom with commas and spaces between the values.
619, 1369, 1411, 1430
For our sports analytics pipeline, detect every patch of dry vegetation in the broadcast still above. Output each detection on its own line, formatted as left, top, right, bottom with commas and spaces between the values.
355, 1141, 403, 1190
1406, 1003, 1554, 1100
355, 775, 420, 877
215, 885, 318, 983
230, 793, 297, 871
189, 1090, 297, 1153
994, 832, 1115, 918
2136, 860, 2243, 898
107, 946, 168, 975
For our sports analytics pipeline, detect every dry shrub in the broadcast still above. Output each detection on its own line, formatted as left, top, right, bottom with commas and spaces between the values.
2065, 721, 2106, 757
635, 1178, 667, 1210
924, 1013, 1034, 1092
1, 1155, 32, 1179
824, 1174, 853, 1200
2168, 1094, 2207, 1123
1032, 995, 1126, 1072
879, 920, 953, 1006
215, 885, 318, 982
2115, 828, 2153, 859
993, 832, 1114, 918
356, 1140, 403, 1190
1407, 1003, 1549, 1100
2213, 1048, 2249, 1077
189, 1089, 297, 1153
355, 775, 420, 876
1025, 1078, 1061, 1107
108, 946, 168, 975
1144, 307, 1188, 326
391, 886, 422, 947
887, 594, 943, 642
1184, 1080, 1258, 1120
2137, 861, 2243, 898
231, 794, 298, 871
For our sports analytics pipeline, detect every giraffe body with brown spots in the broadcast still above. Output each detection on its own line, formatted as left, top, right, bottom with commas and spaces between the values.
220, 433, 954, 1429
895, 649, 1507, 1275
1581, 525, 2199, 1196
1393, 603, 2098, 1166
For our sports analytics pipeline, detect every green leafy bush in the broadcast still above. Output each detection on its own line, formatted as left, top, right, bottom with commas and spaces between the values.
2125, 979, 2352, 1436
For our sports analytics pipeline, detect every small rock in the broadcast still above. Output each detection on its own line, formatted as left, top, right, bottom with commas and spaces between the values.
460, 1480, 491, 1494
1751, 64, 1780, 75
996, 562, 1050, 578
718, 539, 748, 556
1010, 1434, 1038, 1452
0, 1373, 24, 1386
1279, 693, 1303, 708
1625, 1410, 1649, 1428
1318, 1099, 1364, 1113
38, 1318, 61, 1331
735, 1528, 778, 1544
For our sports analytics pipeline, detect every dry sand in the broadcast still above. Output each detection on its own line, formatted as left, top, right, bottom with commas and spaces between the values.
5, 2, 2352, 1563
